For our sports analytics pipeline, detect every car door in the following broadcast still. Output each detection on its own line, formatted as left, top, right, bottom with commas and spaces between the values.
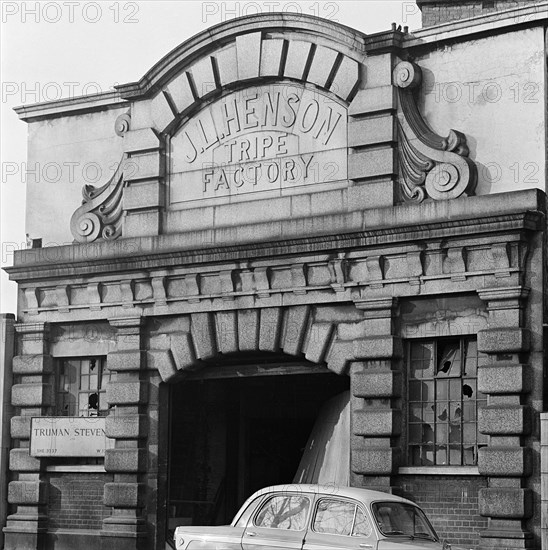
241, 492, 311, 550
302, 497, 378, 550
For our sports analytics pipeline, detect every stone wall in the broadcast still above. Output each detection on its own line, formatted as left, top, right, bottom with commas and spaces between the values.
418, 0, 539, 26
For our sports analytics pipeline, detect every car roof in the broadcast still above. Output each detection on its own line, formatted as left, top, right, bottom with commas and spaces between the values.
248, 484, 416, 507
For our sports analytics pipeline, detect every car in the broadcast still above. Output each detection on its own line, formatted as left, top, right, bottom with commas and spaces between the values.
173, 483, 465, 550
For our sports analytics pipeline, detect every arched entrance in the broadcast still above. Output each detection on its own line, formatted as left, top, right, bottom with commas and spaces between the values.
164, 352, 349, 537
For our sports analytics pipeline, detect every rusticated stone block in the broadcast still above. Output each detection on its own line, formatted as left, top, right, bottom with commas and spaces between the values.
216, 311, 238, 354
479, 405, 531, 435
478, 446, 531, 477
11, 416, 32, 439
326, 339, 354, 375
348, 147, 396, 180
190, 312, 217, 360
106, 382, 148, 406
348, 116, 395, 148
478, 328, 530, 354
238, 309, 259, 352
352, 447, 399, 475
9, 448, 42, 472
478, 363, 530, 394
104, 482, 145, 508
259, 308, 282, 352
283, 306, 310, 356
8, 480, 47, 505
353, 371, 401, 398
105, 414, 147, 439
11, 384, 53, 407
147, 349, 176, 383
479, 488, 532, 519
107, 350, 146, 372
105, 448, 147, 472
353, 409, 401, 437
353, 336, 402, 360
12, 355, 52, 375
304, 323, 334, 364
170, 331, 196, 373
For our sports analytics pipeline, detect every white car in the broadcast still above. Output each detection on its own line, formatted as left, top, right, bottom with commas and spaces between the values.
174, 483, 467, 549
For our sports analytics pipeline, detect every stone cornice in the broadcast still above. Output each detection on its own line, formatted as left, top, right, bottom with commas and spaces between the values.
14, 91, 127, 122
404, 1, 548, 48
5, 204, 544, 284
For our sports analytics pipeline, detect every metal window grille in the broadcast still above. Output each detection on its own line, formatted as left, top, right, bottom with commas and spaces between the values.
407, 337, 488, 466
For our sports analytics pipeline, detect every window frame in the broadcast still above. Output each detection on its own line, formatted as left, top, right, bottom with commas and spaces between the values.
252, 493, 311, 532
311, 497, 372, 538
405, 336, 488, 468
56, 356, 113, 417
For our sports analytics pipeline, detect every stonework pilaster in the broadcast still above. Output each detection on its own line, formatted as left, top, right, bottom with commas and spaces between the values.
101, 317, 149, 550
476, 287, 534, 549
350, 298, 402, 491
3, 323, 52, 550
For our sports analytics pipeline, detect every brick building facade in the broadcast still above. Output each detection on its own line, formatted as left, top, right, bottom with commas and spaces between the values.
2, 3, 547, 550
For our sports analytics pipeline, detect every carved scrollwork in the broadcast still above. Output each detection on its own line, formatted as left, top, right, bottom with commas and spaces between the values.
394, 61, 477, 202
70, 155, 126, 243
114, 112, 131, 137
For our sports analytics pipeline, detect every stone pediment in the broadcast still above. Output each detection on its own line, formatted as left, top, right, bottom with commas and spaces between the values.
70, 13, 477, 244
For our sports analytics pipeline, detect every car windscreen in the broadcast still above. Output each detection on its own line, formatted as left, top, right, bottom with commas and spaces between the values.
372, 502, 438, 541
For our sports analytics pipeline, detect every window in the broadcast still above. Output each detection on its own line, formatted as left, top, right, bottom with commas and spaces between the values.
372, 502, 437, 539
407, 337, 487, 466
254, 495, 310, 531
313, 498, 372, 537
57, 358, 114, 416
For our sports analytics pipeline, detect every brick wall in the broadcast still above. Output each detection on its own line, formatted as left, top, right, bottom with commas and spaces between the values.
419, 0, 537, 26
395, 475, 488, 547
47, 473, 113, 530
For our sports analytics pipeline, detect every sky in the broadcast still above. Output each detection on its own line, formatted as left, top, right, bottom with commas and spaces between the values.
0, 0, 422, 315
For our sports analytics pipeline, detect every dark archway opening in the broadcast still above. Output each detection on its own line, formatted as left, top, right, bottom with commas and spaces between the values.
166, 354, 349, 533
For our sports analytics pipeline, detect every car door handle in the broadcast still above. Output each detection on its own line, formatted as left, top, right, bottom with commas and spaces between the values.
246, 531, 256, 537
359, 544, 373, 548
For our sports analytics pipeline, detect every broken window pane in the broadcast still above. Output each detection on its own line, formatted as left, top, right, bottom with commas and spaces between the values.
407, 337, 485, 466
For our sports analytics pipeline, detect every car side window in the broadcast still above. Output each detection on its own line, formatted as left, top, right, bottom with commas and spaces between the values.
254, 495, 310, 531
352, 507, 373, 537
313, 499, 356, 536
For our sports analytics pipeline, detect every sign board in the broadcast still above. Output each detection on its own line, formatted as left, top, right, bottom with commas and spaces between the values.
30, 417, 113, 457
170, 83, 347, 206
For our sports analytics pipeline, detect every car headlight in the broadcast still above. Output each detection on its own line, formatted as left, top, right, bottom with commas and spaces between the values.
442, 541, 451, 550
174, 535, 184, 548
